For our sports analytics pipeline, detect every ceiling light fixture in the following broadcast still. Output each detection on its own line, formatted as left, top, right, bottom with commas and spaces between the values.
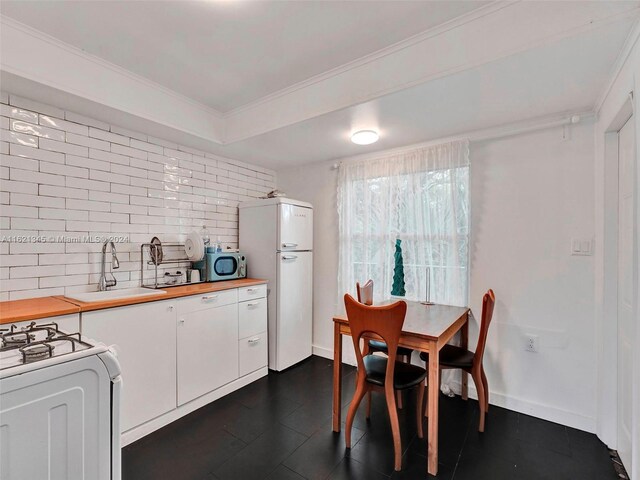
351, 130, 379, 145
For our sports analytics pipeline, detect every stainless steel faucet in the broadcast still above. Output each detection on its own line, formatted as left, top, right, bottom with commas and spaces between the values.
98, 240, 120, 291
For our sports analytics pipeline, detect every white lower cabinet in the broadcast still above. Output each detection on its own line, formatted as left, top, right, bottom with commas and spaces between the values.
81, 300, 177, 432
177, 302, 239, 406
80, 284, 268, 441
239, 331, 267, 377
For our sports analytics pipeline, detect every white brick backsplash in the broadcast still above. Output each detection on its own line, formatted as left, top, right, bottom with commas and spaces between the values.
41, 161, 89, 179
66, 176, 110, 192
1, 104, 38, 122
88, 190, 128, 204
40, 253, 88, 265
66, 198, 110, 212
11, 119, 65, 141
10, 265, 60, 279
110, 125, 146, 142
1, 92, 275, 297
89, 127, 130, 146
0, 277, 39, 292
111, 183, 146, 196
39, 138, 88, 156
10, 143, 65, 164
10, 243, 65, 254
66, 132, 110, 150
10, 287, 64, 300
66, 154, 110, 171
40, 208, 88, 221
90, 148, 129, 165
1, 180, 39, 194
12, 193, 65, 208
1, 130, 39, 148
89, 169, 130, 185
39, 185, 88, 200
40, 115, 89, 135
0, 254, 38, 267
12, 218, 66, 231
10, 168, 66, 186
111, 143, 147, 160
65, 111, 109, 131
2, 205, 38, 218
130, 138, 163, 154
1, 155, 39, 171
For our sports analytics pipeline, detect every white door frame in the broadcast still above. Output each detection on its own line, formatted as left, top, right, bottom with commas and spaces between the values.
599, 93, 638, 478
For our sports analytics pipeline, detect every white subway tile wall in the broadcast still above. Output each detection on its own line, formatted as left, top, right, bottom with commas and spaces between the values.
0, 93, 276, 301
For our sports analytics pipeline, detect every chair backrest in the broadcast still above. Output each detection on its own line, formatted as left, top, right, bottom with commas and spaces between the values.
344, 294, 407, 386
355, 279, 374, 305
473, 289, 496, 368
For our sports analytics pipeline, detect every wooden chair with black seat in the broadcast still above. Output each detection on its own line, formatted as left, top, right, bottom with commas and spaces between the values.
420, 289, 495, 432
343, 294, 426, 472
356, 280, 414, 409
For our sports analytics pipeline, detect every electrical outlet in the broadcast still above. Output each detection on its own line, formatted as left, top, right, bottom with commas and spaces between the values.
525, 334, 539, 353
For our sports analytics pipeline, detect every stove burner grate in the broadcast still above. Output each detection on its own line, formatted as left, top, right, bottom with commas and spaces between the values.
20, 343, 55, 363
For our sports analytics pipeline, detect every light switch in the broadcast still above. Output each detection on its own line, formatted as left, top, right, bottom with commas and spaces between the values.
571, 238, 593, 256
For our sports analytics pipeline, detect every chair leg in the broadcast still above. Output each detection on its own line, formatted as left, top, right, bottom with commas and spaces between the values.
416, 382, 425, 439
346, 380, 367, 448
481, 366, 489, 412
385, 386, 402, 471
366, 391, 372, 419
471, 369, 486, 432
423, 379, 429, 418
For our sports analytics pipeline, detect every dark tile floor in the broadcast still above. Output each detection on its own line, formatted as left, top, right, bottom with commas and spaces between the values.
123, 356, 616, 480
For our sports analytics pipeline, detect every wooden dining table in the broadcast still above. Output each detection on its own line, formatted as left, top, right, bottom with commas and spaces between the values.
332, 301, 471, 476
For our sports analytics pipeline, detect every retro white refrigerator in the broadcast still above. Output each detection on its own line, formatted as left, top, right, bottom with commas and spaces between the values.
239, 197, 313, 371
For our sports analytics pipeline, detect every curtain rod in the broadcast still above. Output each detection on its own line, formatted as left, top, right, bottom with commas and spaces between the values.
331, 111, 594, 169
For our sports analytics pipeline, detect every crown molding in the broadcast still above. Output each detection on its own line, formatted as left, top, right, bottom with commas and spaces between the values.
224, 3, 640, 144
594, 16, 640, 114
224, 1, 513, 117
0, 16, 225, 120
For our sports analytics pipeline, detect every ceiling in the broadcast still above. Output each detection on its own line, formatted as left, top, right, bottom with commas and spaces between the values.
0, 0, 488, 112
1, 1, 639, 170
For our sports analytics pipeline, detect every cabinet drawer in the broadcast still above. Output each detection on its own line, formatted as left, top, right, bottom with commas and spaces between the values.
238, 284, 267, 302
238, 297, 267, 339
177, 288, 238, 314
239, 331, 267, 377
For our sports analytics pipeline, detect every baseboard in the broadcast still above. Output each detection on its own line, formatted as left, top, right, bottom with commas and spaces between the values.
313, 344, 356, 366
312, 344, 596, 433
121, 367, 268, 447
448, 380, 596, 433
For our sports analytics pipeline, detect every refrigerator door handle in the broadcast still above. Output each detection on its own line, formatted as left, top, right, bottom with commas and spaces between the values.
282, 243, 298, 248
281, 255, 298, 260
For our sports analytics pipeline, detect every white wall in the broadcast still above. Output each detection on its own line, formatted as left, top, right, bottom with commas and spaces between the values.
277, 120, 598, 432
594, 25, 639, 475
0, 92, 276, 300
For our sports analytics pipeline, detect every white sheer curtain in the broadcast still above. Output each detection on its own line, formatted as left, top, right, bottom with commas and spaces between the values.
337, 140, 470, 388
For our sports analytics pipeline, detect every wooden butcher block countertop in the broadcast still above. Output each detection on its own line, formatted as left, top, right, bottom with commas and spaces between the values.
0, 296, 81, 325
0, 278, 267, 324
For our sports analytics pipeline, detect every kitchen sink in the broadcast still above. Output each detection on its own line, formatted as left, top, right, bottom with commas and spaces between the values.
65, 287, 167, 303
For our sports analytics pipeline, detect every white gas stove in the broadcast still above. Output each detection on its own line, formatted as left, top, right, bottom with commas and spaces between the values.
0, 320, 122, 480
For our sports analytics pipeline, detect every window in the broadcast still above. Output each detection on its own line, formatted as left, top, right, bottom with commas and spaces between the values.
337, 140, 470, 306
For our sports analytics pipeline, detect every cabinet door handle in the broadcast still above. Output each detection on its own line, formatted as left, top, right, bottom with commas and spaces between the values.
282, 255, 298, 260
168, 305, 175, 311
282, 243, 298, 248
178, 318, 185, 325
248, 337, 260, 345
247, 288, 259, 293
202, 295, 218, 301
246, 302, 259, 308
